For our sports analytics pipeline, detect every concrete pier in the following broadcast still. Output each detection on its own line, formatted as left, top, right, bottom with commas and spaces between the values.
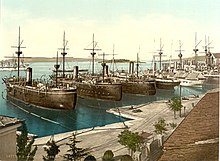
33, 93, 205, 161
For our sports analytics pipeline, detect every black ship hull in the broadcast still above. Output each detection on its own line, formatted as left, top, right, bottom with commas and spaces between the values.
5, 82, 77, 110
156, 79, 180, 90
75, 82, 122, 101
121, 81, 156, 95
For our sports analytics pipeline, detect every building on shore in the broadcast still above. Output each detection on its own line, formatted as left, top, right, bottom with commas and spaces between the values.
0, 115, 22, 161
158, 90, 219, 161
212, 53, 220, 69
161, 53, 220, 72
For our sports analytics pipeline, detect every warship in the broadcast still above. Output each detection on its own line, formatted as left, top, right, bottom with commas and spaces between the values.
56, 33, 122, 101
155, 77, 180, 90
2, 27, 77, 110
116, 51, 156, 96
152, 39, 180, 90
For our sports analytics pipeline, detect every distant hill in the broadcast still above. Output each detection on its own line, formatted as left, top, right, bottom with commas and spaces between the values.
2, 57, 102, 63
2, 57, 133, 64
3, 55, 205, 63
100, 59, 130, 63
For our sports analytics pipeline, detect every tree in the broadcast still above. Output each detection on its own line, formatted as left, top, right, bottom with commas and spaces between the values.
84, 155, 96, 161
17, 121, 37, 161
154, 118, 168, 135
118, 130, 143, 156
168, 96, 183, 119
63, 132, 90, 161
42, 137, 60, 161
102, 150, 114, 161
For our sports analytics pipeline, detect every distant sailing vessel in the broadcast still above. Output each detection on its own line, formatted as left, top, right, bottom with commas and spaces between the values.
2, 27, 77, 110
0, 60, 28, 71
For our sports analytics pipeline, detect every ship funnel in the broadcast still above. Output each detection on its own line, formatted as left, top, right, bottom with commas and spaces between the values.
105, 65, 109, 76
129, 61, 134, 74
74, 66, 79, 79
26, 67, 32, 86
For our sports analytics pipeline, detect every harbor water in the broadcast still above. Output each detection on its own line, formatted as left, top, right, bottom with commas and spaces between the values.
0, 61, 218, 137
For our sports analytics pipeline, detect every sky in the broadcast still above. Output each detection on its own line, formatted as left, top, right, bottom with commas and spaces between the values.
1, 0, 220, 61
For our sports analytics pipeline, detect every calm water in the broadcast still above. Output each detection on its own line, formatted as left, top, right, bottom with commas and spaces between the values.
0, 61, 217, 137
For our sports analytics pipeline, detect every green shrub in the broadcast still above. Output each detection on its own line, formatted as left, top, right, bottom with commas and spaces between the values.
169, 122, 177, 129
102, 150, 114, 161
84, 155, 96, 161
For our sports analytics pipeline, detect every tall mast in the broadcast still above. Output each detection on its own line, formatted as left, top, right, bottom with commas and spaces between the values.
204, 35, 208, 65
169, 40, 173, 72
84, 34, 101, 76
193, 32, 202, 70
54, 51, 60, 87
112, 44, 115, 76
175, 40, 184, 70
108, 44, 118, 76
207, 36, 213, 68
58, 31, 68, 78
158, 38, 164, 71
102, 52, 106, 81
92, 34, 95, 75
136, 46, 140, 77
11, 26, 26, 79
203, 35, 213, 68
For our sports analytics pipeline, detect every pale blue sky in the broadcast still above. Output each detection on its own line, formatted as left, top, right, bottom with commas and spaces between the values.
1, 0, 220, 60
2, 0, 219, 22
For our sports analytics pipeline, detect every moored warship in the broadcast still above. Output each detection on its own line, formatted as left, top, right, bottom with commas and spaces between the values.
151, 39, 180, 90
116, 52, 156, 96
56, 33, 122, 101
2, 27, 77, 110
155, 78, 180, 90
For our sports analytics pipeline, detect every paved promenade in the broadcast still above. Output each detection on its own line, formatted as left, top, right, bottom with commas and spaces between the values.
33, 94, 204, 161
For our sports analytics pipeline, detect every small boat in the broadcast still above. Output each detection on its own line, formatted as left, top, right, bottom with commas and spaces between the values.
2, 27, 77, 110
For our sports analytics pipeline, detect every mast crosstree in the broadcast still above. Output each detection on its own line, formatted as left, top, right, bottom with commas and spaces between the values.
193, 32, 202, 70
175, 40, 184, 70
58, 31, 69, 78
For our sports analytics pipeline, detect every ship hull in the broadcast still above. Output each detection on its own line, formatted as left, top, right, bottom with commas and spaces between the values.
180, 79, 205, 87
156, 79, 180, 90
6, 84, 77, 110
75, 82, 122, 101
121, 81, 156, 95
